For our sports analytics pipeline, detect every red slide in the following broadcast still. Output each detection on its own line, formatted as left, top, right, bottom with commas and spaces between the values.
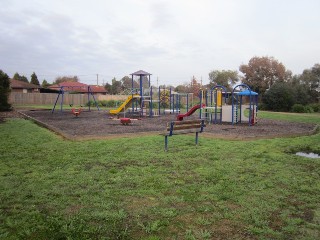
176, 104, 205, 121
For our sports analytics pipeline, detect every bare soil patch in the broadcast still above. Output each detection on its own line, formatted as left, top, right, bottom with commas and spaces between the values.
15, 109, 317, 141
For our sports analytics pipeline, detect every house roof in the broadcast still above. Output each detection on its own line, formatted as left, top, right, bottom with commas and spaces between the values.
49, 81, 88, 89
48, 82, 106, 93
89, 85, 107, 93
10, 79, 40, 89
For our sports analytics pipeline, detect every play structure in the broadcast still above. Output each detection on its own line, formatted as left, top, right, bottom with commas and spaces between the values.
199, 85, 227, 124
52, 85, 100, 113
231, 84, 258, 125
199, 84, 258, 126
109, 70, 194, 118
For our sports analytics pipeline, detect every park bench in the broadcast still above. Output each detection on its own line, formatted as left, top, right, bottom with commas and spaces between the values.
160, 119, 206, 151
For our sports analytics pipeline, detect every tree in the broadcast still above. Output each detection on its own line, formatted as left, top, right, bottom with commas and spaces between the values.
208, 70, 238, 90
121, 76, 138, 90
190, 76, 201, 97
107, 77, 122, 94
160, 89, 170, 108
54, 76, 79, 84
262, 82, 294, 112
30, 72, 40, 85
0, 70, 11, 111
13, 72, 29, 83
104, 82, 112, 93
41, 79, 50, 88
289, 75, 311, 105
175, 84, 189, 93
239, 56, 288, 95
143, 76, 150, 89
299, 64, 320, 103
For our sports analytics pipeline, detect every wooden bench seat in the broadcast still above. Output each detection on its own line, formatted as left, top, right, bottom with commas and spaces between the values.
160, 119, 206, 151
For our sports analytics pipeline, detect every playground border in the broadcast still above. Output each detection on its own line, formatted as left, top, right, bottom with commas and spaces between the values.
17, 110, 319, 142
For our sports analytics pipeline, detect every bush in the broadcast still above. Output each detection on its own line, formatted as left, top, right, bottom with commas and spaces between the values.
307, 103, 320, 113
262, 82, 294, 112
99, 100, 108, 107
291, 104, 316, 113
86, 100, 99, 107
291, 104, 305, 113
257, 103, 268, 111
0, 70, 11, 111
304, 105, 314, 113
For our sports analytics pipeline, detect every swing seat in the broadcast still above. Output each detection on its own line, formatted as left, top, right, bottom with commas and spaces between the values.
71, 108, 82, 117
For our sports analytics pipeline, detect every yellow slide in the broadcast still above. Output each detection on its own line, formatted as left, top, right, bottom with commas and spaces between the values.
109, 95, 139, 114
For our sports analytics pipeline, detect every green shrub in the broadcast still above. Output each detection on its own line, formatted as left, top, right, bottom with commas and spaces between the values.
291, 104, 305, 113
151, 102, 159, 109
0, 70, 11, 111
304, 105, 314, 113
86, 100, 99, 107
307, 103, 320, 113
99, 100, 108, 107
257, 103, 268, 111
108, 100, 124, 107
262, 82, 294, 112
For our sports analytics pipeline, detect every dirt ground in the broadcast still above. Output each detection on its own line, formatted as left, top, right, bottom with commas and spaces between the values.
3, 109, 315, 141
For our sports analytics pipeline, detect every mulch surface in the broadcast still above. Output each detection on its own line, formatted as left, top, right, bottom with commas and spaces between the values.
9, 109, 317, 141
0, 110, 23, 123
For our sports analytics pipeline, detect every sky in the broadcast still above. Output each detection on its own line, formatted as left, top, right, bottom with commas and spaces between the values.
1, 0, 320, 86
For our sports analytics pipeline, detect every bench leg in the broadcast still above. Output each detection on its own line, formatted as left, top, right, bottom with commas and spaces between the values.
195, 132, 199, 145
165, 136, 168, 151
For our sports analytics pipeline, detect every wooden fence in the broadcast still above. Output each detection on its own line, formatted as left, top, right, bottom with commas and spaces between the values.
9, 92, 128, 106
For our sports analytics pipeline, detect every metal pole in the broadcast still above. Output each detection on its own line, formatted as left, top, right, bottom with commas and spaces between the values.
186, 94, 189, 112
195, 132, 199, 145
131, 75, 134, 111
150, 86, 153, 117
158, 86, 161, 116
60, 87, 64, 112
87, 86, 91, 111
170, 87, 172, 113
199, 90, 202, 119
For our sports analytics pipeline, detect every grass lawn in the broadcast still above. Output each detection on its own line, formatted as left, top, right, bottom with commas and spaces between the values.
0, 112, 319, 239
259, 111, 320, 124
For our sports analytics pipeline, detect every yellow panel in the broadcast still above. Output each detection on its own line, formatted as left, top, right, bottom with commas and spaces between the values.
217, 91, 222, 107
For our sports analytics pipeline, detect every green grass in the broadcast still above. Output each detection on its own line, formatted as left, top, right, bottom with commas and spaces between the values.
0, 112, 320, 239
259, 111, 320, 124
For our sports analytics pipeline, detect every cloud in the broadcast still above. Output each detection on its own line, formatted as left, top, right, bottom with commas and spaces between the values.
1, 0, 320, 85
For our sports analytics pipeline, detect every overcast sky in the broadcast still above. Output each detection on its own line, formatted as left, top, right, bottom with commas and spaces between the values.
1, 0, 320, 86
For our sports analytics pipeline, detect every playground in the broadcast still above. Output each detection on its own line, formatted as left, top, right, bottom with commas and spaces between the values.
14, 70, 316, 140
18, 109, 316, 140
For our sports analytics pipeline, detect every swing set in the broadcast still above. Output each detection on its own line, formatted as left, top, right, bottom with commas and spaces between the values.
51, 85, 100, 116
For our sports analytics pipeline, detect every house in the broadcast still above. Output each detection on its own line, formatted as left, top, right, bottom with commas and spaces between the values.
48, 82, 107, 95
10, 79, 41, 93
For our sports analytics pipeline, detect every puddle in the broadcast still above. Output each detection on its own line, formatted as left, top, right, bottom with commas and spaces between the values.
295, 152, 320, 159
